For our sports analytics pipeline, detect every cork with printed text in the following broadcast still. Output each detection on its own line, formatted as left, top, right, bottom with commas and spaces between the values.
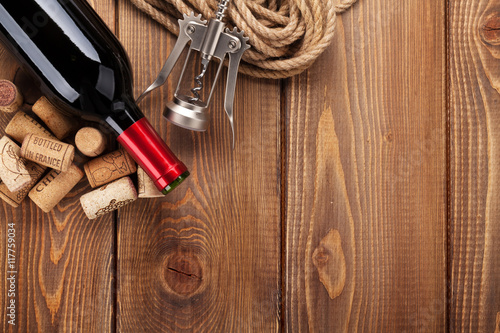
21, 134, 74, 172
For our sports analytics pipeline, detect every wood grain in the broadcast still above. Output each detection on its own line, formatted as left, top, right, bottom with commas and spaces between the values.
0, 1, 116, 331
2, 0, 500, 330
284, 0, 447, 331
449, 0, 500, 331
116, 1, 281, 331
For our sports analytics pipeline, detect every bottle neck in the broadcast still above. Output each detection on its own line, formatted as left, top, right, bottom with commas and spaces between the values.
105, 95, 144, 135
116, 117, 188, 192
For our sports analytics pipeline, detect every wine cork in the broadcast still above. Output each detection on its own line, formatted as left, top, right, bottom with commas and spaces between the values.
21, 134, 75, 172
0, 80, 23, 113
5, 111, 56, 143
75, 127, 107, 157
28, 164, 83, 213
0, 163, 46, 208
32, 96, 75, 140
80, 177, 137, 219
137, 166, 164, 198
84, 149, 136, 188
0, 136, 32, 192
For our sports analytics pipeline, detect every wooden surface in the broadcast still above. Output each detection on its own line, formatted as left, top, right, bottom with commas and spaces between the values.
0, 0, 498, 331
285, 0, 447, 331
449, 0, 500, 331
116, 0, 281, 331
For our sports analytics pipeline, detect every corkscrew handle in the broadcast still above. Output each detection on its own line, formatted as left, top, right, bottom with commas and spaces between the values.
137, 1, 250, 150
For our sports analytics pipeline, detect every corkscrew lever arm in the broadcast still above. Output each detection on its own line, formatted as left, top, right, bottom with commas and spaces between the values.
136, 14, 208, 104
136, 34, 188, 104
137, 36, 189, 104
224, 28, 250, 149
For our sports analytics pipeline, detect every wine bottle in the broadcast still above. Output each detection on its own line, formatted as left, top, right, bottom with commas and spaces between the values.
0, 0, 189, 195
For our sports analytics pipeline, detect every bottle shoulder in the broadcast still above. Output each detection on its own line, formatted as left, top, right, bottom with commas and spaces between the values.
0, 0, 136, 116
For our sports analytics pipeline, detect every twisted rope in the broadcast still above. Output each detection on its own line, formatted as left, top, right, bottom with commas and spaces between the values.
128, 0, 358, 79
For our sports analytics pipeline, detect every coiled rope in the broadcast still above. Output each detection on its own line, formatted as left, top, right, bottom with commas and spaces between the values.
129, 0, 358, 79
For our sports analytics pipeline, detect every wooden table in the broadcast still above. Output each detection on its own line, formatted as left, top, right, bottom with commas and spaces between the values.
1, 0, 499, 331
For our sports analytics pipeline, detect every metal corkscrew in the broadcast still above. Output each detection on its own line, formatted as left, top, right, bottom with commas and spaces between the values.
137, 0, 250, 148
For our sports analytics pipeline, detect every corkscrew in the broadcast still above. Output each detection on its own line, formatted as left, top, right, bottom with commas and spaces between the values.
137, 0, 250, 148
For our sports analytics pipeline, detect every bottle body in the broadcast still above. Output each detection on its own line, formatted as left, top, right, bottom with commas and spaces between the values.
0, 0, 189, 193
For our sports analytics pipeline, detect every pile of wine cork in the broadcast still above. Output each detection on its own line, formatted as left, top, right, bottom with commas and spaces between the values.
0, 79, 169, 219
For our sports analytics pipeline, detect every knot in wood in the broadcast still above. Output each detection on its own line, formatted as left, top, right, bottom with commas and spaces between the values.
481, 14, 500, 45
312, 229, 346, 300
312, 247, 330, 267
164, 253, 203, 296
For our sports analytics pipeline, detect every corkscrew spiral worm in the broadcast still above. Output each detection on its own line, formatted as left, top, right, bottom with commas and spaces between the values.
190, 61, 208, 102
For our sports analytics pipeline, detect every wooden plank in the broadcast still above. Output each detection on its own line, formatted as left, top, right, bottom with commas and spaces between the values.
116, 2, 281, 332
0, 1, 116, 331
284, 0, 447, 331
449, 0, 500, 331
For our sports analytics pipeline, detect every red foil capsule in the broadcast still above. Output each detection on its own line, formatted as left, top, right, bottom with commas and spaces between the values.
117, 118, 189, 194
